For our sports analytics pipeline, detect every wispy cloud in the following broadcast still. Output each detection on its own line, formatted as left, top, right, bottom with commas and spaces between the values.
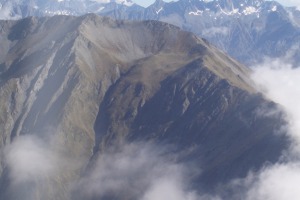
5, 135, 57, 185
202, 27, 229, 36
3, 132, 83, 200
72, 142, 219, 200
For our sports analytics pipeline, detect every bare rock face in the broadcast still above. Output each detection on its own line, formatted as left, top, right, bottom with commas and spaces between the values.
0, 14, 288, 199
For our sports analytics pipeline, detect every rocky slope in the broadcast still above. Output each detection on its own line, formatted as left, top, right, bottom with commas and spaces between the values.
0, 15, 288, 199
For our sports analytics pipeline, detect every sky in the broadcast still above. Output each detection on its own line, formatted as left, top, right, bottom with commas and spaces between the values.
133, 0, 298, 8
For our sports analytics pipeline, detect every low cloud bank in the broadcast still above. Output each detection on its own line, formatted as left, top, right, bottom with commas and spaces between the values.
238, 48, 300, 200
4, 134, 220, 200
73, 142, 214, 200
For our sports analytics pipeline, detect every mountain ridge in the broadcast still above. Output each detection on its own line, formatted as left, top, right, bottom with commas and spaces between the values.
0, 14, 289, 199
1, 0, 299, 65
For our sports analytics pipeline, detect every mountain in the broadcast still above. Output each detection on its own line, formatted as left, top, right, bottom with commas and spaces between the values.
0, 14, 288, 199
0, 0, 140, 19
1, 0, 299, 65
115, 0, 300, 65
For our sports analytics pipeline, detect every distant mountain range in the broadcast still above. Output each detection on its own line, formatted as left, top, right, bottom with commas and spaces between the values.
1, 0, 300, 65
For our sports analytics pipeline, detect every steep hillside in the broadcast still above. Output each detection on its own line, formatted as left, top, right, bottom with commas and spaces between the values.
0, 14, 288, 199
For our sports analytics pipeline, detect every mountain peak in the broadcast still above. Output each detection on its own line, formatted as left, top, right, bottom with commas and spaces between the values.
0, 14, 288, 200
217, 0, 265, 10
152, 0, 165, 7
114, 0, 134, 6
89, 0, 134, 6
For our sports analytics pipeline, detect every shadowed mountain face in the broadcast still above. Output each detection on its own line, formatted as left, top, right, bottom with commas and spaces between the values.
0, 15, 288, 199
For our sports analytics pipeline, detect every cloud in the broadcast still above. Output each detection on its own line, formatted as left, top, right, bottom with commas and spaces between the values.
72, 142, 219, 200
234, 48, 300, 200
251, 56, 300, 150
2, 134, 61, 200
245, 163, 300, 200
5, 135, 57, 185
141, 177, 196, 200
3, 132, 83, 200
202, 27, 229, 36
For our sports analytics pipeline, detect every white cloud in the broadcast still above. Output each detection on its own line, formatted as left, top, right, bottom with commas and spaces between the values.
141, 177, 198, 200
202, 27, 229, 36
5, 135, 56, 185
3, 132, 83, 199
246, 163, 300, 200
251, 56, 300, 150
236, 47, 300, 200
73, 142, 219, 200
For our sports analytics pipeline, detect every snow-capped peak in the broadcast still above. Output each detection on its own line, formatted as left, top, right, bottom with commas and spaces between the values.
115, 0, 134, 6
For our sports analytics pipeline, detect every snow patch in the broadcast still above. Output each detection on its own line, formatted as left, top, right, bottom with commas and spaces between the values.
116, 0, 134, 6
243, 6, 258, 15
45, 10, 72, 15
271, 5, 277, 12
189, 9, 203, 16
96, 6, 105, 12
156, 7, 163, 14
220, 7, 240, 15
